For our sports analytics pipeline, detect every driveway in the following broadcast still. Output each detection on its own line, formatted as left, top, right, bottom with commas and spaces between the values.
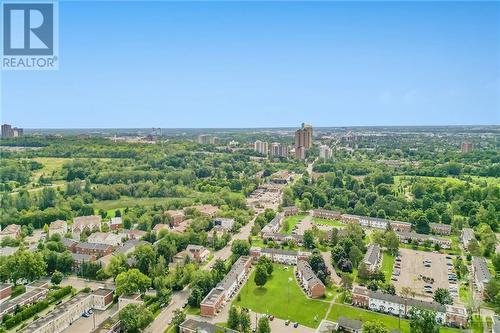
144, 287, 190, 333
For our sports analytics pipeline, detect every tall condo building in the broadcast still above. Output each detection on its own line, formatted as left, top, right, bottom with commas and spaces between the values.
1, 124, 23, 138
270, 142, 289, 158
198, 134, 212, 145
254, 140, 268, 155
319, 145, 333, 159
294, 123, 313, 159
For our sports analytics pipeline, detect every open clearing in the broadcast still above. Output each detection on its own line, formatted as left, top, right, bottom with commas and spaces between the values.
233, 264, 329, 328
92, 196, 192, 211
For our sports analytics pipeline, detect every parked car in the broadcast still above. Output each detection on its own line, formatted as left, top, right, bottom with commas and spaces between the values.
293, 322, 299, 328
285, 320, 290, 326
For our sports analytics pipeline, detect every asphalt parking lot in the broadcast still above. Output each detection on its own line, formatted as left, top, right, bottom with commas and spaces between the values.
393, 248, 450, 300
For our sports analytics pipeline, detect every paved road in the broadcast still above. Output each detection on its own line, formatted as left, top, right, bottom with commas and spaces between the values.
145, 287, 190, 333
321, 250, 341, 284
146, 215, 256, 332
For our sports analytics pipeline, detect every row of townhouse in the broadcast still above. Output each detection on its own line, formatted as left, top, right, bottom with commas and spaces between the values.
340, 214, 413, 233
62, 238, 114, 258
362, 244, 381, 272
0, 224, 21, 241
461, 228, 476, 249
261, 232, 303, 246
249, 247, 311, 265
472, 256, 492, 295
261, 213, 284, 234
296, 260, 326, 298
200, 256, 252, 317
0, 281, 49, 319
352, 286, 468, 328
312, 209, 342, 220
18, 289, 114, 333
283, 206, 299, 216
395, 231, 452, 248
180, 319, 239, 333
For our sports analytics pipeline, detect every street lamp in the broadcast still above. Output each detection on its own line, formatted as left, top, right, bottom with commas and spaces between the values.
287, 277, 292, 319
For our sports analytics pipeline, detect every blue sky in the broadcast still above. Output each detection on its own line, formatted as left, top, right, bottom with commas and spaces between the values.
1, 1, 499, 128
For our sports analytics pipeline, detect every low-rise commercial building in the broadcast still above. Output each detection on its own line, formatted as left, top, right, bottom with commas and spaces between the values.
200, 256, 252, 317
88, 232, 122, 247
297, 260, 325, 298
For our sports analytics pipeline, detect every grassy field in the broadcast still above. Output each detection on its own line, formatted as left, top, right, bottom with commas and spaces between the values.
92, 196, 192, 211
233, 264, 329, 328
327, 303, 464, 333
381, 251, 395, 281
31, 157, 73, 180
281, 214, 306, 234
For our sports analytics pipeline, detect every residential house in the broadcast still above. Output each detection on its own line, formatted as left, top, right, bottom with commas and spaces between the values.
337, 317, 362, 333
430, 223, 452, 235
88, 232, 122, 247
61, 238, 78, 252
165, 210, 185, 226
315, 319, 339, 333
72, 215, 102, 239
472, 256, 492, 295
363, 244, 381, 271
152, 224, 169, 233
297, 260, 325, 298
113, 239, 148, 257
74, 242, 113, 258
185, 245, 210, 262
109, 217, 122, 230
0, 224, 21, 240
48, 220, 68, 237
126, 229, 146, 240
213, 218, 235, 231
189, 205, 219, 218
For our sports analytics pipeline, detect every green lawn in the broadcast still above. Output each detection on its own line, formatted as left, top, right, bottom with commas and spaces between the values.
281, 214, 306, 234
471, 315, 483, 333
327, 303, 464, 333
312, 218, 345, 228
381, 251, 395, 281
92, 196, 193, 211
233, 264, 329, 328
459, 284, 471, 304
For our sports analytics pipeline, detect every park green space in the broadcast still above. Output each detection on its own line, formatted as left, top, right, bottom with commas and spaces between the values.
312, 217, 345, 228
233, 264, 329, 328
280, 214, 306, 234
92, 196, 192, 211
380, 251, 395, 281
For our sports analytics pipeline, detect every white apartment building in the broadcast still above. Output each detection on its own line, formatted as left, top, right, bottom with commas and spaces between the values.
254, 140, 269, 155
319, 145, 332, 159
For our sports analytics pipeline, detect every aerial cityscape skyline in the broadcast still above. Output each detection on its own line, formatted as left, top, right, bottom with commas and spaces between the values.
1, 1, 499, 128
